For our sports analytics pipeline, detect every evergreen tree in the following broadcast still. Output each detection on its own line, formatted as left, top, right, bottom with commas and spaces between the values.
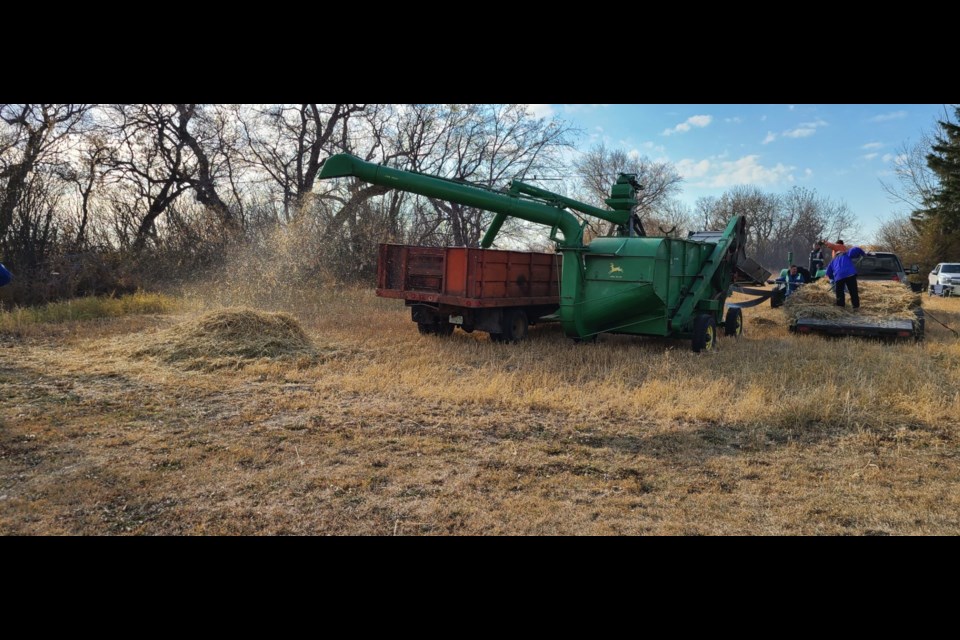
918, 106, 960, 262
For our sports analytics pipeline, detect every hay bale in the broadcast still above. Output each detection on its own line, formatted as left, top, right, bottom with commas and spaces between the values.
782, 279, 920, 322
134, 307, 315, 370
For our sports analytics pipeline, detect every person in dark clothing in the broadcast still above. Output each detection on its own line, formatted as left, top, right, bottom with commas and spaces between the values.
809, 242, 825, 275
825, 246, 865, 308
0, 261, 11, 287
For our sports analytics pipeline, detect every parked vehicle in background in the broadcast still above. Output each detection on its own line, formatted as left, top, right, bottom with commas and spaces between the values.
928, 263, 960, 296
856, 251, 917, 285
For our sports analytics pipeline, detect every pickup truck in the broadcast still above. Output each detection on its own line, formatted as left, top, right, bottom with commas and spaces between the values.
789, 250, 924, 340
928, 262, 960, 296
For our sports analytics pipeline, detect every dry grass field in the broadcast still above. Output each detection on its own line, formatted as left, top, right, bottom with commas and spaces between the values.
2, 285, 960, 535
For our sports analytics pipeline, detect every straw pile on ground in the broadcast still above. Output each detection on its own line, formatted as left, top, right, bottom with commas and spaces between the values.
783, 279, 920, 322
133, 308, 315, 370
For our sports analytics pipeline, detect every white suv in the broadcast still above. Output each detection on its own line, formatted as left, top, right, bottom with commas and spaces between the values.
928, 263, 960, 295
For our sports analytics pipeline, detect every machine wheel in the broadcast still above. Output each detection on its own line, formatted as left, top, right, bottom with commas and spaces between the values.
489, 332, 505, 343
502, 310, 529, 342
417, 319, 453, 336
417, 322, 435, 335
724, 307, 743, 337
692, 314, 717, 353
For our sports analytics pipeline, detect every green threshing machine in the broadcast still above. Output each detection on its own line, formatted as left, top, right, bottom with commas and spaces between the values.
319, 154, 768, 351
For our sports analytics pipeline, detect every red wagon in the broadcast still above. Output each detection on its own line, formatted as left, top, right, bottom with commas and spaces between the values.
376, 244, 561, 341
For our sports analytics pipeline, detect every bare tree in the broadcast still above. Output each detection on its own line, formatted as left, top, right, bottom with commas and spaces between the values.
696, 185, 856, 268
55, 131, 110, 249
874, 214, 922, 267
423, 104, 575, 247
0, 104, 92, 253
646, 199, 692, 237
102, 104, 243, 251
172, 104, 239, 232
102, 104, 191, 250
880, 133, 939, 213
238, 103, 367, 222
572, 142, 683, 237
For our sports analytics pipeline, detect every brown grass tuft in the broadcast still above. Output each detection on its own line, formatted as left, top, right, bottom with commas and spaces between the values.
131, 307, 316, 370
783, 279, 920, 322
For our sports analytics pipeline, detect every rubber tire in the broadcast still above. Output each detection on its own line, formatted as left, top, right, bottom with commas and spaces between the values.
489, 333, 505, 343
692, 314, 717, 353
724, 307, 743, 337
502, 309, 529, 342
418, 320, 453, 336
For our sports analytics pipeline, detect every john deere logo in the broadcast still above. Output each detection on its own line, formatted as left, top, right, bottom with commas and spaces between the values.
609, 263, 624, 275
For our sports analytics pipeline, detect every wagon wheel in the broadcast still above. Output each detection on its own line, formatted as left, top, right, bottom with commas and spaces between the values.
503, 309, 528, 342
724, 307, 743, 337
692, 314, 717, 353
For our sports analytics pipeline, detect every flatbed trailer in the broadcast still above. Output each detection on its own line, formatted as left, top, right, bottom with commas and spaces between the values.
790, 309, 924, 340
377, 244, 560, 341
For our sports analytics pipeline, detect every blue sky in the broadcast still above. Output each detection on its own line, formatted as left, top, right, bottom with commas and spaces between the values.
530, 104, 950, 241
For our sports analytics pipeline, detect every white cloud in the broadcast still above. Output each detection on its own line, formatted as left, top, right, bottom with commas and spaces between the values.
526, 104, 554, 119
677, 155, 795, 187
783, 127, 816, 138
804, 169, 813, 179
662, 114, 713, 136
725, 116, 743, 124
595, 126, 604, 133
789, 105, 796, 111
676, 158, 712, 179
627, 149, 640, 160
760, 115, 767, 122
882, 153, 895, 163
766, 119, 827, 143
863, 153, 879, 161
862, 142, 883, 150
638, 141, 666, 154
869, 110, 907, 123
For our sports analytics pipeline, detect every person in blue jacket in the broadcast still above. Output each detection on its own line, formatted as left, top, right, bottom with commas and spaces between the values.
825, 245, 865, 308
776, 264, 805, 297
0, 261, 11, 287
